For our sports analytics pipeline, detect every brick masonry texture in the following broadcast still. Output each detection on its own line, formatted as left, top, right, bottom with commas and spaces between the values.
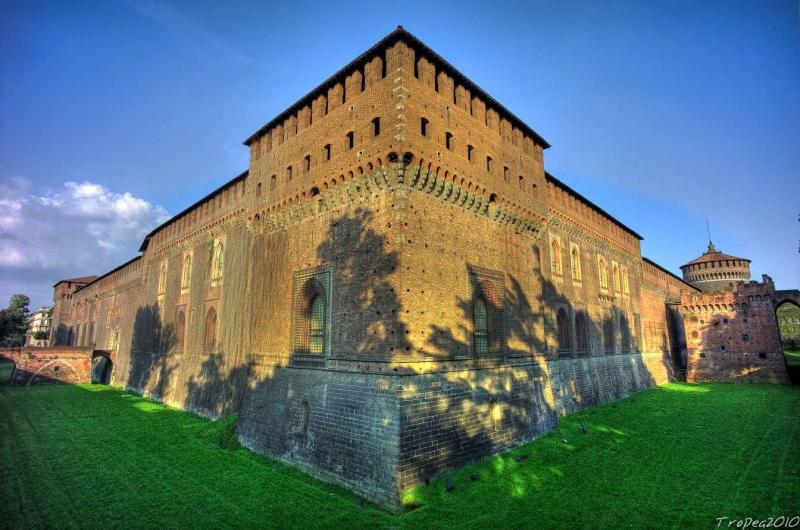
41, 28, 793, 509
0, 347, 93, 385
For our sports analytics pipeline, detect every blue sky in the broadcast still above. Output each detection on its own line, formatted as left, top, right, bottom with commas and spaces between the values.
1, 0, 798, 309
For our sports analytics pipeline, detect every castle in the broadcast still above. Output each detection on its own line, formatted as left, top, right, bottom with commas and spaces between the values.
28, 28, 794, 508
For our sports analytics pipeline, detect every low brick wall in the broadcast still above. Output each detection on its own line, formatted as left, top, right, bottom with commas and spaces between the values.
687, 350, 789, 384
0, 347, 94, 385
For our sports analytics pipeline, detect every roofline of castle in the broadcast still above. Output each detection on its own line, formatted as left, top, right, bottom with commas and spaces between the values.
242, 26, 551, 150
642, 257, 701, 292
138, 169, 249, 252
74, 255, 143, 294
545, 171, 644, 241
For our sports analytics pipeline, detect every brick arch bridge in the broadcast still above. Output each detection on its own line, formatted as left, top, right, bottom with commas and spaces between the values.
775, 290, 800, 309
0, 347, 96, 385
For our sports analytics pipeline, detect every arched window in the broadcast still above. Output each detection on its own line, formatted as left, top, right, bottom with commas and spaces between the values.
420, 117, 429, 137
551, 239, 563, 276
467, 144, 474, 162
445, 131, 453, 150
157, 263, 167, 295
570, 245, 581, 281
297, 278, 327, 355
598, 256, 608, 290
622, 268, 630, 294
620, 313, 631, 352
299, 400, 310, 433
575, 311, 589, 354
308, 294, 325, 354
175, 308, 185, 353
613, 263, 621, 292
211, 240, 224, 281
472, 280, 502, 355
556, 308, 571, 354
371, 117, 380, 136
603, 317, 615, 354
203, 308, 217, 352
473, 297, 489, 355
181, 254, 192, 289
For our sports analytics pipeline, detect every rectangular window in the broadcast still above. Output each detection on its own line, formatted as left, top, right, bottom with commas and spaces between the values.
486, 156, 493, 173
324, 144, 331, 161
467, 144, 474, 162
346, 131, 354, 149
304, 155, 311, 172
445, 132, 453, 150
372, 117, 380, 136
503, 166, 509, 182
421, 117, 429, 137
286, 166, 293, 181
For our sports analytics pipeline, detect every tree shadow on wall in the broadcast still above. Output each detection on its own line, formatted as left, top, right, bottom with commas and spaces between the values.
127, 304, 177, 401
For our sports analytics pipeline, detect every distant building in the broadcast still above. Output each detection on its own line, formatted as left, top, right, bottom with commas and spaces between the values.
679, 242, 795, 384
49, 276, 98, 346
25, 306, 52, 347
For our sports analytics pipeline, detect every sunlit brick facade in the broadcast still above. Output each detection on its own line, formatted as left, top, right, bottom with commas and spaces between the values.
43, 28, 793, 508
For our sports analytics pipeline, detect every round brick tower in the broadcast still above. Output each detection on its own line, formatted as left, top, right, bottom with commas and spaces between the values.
680, 242, 751, 292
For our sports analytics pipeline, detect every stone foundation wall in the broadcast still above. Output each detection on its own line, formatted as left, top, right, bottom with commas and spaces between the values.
687, 350, 789, 384
236, 350, 671, 510
237, 365, 400, 509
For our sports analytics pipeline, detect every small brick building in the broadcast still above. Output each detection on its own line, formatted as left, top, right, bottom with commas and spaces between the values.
41, 28, 795, 508
679, 244, 789, 384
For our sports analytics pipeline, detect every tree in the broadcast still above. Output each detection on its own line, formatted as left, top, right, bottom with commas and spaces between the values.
0, 294, 31, 347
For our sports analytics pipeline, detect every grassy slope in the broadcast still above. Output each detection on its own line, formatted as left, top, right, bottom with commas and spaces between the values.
0, 358, 14, 384
1, 384, 798, 529
784, 348, 800, 367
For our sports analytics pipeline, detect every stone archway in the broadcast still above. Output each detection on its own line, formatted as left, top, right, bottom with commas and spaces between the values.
775, 298, 800, 384
91, 351, 114, 384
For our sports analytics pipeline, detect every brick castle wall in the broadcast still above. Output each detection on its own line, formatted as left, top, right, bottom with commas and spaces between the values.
42, 30, 735, 509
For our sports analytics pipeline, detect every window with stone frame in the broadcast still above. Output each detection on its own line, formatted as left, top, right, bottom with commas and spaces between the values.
550, 237, 563, 276
175, 306, 186, 353
556, 307, 572, 355
575, 310, 590, 354
612, 262, 621, 293
157, 262, 167, 295
570, 243, 582, 281
619, 313, 631, 352
598, 256, 609, 290
181, 253, 192, 290
211, 239, 225, 283
203, 307, 217, 352
291, 268, 332, 359
622, 267, 630, 294
468, 266, 504, 356
603, 316, 615, 353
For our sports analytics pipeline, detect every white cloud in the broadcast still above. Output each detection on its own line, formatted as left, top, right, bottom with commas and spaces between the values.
0, 177, 169, 307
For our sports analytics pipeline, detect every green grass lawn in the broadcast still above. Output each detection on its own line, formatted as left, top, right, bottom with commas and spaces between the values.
784, 348, 800, 367
0, 358, 15, 384
1, 383, 798, 529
